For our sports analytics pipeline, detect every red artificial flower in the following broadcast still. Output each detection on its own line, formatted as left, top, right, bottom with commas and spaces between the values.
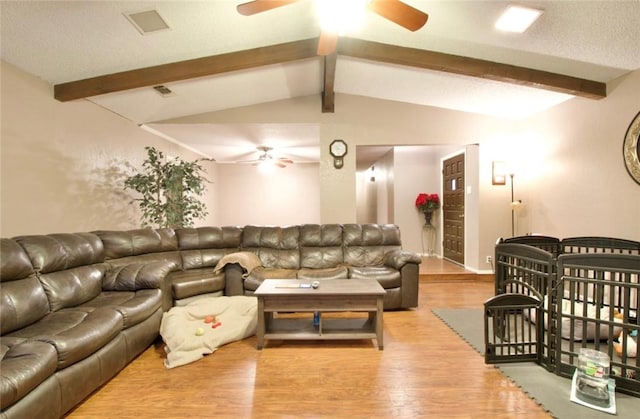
415, 193, 440, 212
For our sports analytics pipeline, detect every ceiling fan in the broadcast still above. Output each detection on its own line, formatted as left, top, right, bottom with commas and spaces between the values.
237, 0, 429, 55
237, 146, 294, 168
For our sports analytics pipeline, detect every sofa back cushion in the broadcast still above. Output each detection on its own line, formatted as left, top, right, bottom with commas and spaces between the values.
13, 233, 108, 312
242, 225, 300, 269
94, 228, 178, 259
94, 228, 182, 269
15, 233, 104, 272
0, 239, 50, 335
342, 224, 402, 266
299, 224, 344, 269
175, 226, 243, 269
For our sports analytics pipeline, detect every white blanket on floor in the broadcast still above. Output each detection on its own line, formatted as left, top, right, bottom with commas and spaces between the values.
160, 296, 258, 369
528, 297, 622, 341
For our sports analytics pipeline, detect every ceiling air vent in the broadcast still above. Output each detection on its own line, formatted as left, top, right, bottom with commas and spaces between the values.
124, 9, 170, 35
153, 85, 175, 97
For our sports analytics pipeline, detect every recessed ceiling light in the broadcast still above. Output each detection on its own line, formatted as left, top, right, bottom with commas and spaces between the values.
495, 5, 543, 33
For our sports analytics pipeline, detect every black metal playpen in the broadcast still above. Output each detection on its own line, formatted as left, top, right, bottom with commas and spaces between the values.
485, 236, 640, 397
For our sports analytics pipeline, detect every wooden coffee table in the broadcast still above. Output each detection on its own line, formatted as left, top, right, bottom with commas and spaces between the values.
254, 279, 385, 350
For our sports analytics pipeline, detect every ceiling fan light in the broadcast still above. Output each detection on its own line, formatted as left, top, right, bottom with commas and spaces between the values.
317, 0, 366, 34
258, 159, 276, 174
495, 5, 543, 33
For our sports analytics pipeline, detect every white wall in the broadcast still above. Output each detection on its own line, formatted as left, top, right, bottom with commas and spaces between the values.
215, 163, 320, 226
393, 146, 441, 255
516, 70, 640, 240
0, 61, 219, 236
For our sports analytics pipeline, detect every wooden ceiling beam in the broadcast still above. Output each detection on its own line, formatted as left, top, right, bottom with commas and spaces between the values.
54, 36, 606, 106
54, 38, 319, 102
322, 53, 337, 113
338, 38, 606, 100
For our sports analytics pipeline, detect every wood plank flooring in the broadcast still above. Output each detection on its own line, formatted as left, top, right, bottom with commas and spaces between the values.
66, 259, 550, 418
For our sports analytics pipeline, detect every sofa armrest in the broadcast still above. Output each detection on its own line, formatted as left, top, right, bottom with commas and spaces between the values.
383, 249, 422, 270
224, 263, 245, 296
103, 261, 176, 291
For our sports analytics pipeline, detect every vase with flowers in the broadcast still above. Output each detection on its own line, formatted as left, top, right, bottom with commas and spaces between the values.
415, 193, 440, 226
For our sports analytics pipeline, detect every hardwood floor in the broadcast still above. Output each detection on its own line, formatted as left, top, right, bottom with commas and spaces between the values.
66, 258, 550, 418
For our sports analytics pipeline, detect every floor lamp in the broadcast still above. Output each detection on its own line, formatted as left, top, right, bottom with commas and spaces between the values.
510, 173, 515, 237
510, 173, 523, 237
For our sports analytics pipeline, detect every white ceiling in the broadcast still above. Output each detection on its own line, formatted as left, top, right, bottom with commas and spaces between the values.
2, 1, 640, 165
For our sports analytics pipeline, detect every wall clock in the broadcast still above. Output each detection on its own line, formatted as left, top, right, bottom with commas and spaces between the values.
623, 111, 640, 185
330, 139, 348, 169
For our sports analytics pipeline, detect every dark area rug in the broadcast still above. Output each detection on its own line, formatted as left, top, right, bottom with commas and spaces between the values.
432, 308, 640, 418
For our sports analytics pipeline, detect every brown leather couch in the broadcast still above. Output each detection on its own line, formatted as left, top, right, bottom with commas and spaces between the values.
233, 224, 421, 309
0, 234, 170, 419
1, 224, 419, 418
96, 224, 421, 310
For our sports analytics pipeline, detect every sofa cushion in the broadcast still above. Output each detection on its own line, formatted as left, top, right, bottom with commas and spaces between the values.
12, 234, 109, 312
176, 227, 243, 271
299, 224, 344, 269
0, 338, 58, 410
14, 233, 104, 272
242, 226, 300, 270
94, 228, 177, 260
175, 226, 243, 250
0, 238, 35, 280
243, 267, 298, 292
6, 307, 123, 369
37, 264, 107, 312
1, 239, 50, 335
297, 266, 348, 280
299, 224, 343, 246
0, 276, 50, 335
103, 261, 176, 313
181, 248, 238, 270
75, 290, 163, 329
348, 266, 402, 289
343, 224, 402, 266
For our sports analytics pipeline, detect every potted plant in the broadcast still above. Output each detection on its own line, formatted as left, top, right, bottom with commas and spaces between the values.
124, 146, 211, 228
415, 193, 440, 225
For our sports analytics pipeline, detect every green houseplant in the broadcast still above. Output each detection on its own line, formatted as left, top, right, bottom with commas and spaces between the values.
124, 146, 210, 228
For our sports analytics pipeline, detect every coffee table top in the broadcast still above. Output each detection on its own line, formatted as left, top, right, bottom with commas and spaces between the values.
255, 279, 385, 296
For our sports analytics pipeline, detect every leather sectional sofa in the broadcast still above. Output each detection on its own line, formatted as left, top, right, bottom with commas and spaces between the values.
1, 224, 420, 418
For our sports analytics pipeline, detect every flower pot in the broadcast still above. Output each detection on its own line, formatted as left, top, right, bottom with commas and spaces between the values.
424, 211, 433, 225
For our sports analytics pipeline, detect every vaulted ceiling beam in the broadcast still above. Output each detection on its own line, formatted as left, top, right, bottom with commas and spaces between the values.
337, 37, 606, 100
54, 38, 319, 102
322, 53, 337, 113
54, 36, 606, 106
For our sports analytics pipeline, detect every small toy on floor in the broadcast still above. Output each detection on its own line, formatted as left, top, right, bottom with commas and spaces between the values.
204, 315, 216, 324
613, 329, 637, 358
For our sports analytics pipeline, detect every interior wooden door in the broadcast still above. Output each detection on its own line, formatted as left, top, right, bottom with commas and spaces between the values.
442, 153, 465, 265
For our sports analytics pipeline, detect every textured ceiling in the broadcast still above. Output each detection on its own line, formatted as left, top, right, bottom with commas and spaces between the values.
2, 1, 639, 166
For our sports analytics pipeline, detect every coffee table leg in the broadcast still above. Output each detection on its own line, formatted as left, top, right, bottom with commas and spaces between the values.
257, 297, 265, 350
376, 296, 384, 350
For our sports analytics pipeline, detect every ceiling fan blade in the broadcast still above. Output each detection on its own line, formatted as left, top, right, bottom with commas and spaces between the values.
237, 0, 299, 16
367, 0, 428, 32
317, 30, 338, 56
278, 158, 294, 164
